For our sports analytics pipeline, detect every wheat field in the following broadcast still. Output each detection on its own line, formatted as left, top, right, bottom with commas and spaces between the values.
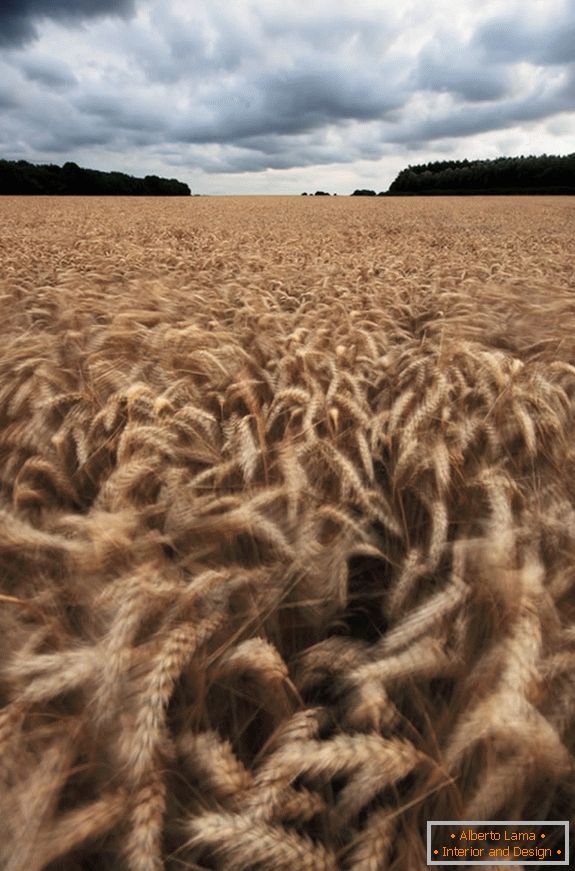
0, 195, 574, 870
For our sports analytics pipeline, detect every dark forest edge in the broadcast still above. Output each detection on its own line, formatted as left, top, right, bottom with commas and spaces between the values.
0, 160, 191, 196
380, 152, 574, 196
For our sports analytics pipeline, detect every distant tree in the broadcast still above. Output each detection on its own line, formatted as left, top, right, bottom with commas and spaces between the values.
301, 192, 308, 195
351, 189, 376, 196
314, 191, 330, 196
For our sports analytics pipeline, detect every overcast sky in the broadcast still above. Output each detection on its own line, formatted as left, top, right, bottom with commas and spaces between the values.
1, 0, 574, 194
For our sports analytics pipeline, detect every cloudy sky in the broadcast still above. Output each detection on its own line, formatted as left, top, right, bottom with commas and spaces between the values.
1, 0, 574, 194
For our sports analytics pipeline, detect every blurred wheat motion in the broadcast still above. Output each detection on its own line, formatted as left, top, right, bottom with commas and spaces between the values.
0, 196, 574, 871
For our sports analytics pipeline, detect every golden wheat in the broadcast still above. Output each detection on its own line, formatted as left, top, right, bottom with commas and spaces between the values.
0, 195, 574, 870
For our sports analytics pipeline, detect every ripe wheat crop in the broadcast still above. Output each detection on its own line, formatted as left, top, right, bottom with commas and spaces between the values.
0, 195, 574, 870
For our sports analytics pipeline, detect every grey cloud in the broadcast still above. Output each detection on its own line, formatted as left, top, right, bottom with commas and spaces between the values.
73, 89, 170, 133
473, 16, 538, 64
160, 122, 383, 176
173, 64, 403, 145
93, 7, 249, 87
391, 81, 573, 146
162, 10, 245, 75
0, 62, 26, 108
474, 7, 575, 66
260, 69, 397, 122
20, 56, 77, 88
31, 127, 114, 152
117, 5, 392, 88
560, 64, 575, 100
261, 8, 391, 54
400, 7, 575, 148
0, 88, 21, 109
544, 23, 575, 65
0, 80, 127, 155
0, 13, 36, 47
0, 0, 136, 48
170, 143, 355, 176
414, 36, 512, 102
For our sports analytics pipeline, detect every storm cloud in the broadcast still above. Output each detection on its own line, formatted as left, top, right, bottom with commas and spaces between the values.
1, 0, 574, 193
20, 55, 78, 89
473, 5, 575, 67
0, 0, 136, 47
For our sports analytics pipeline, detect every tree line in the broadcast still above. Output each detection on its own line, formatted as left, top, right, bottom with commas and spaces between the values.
0, 160, 191, 196
303, 154, 575, 196
386, 153, 575, 195
5, 154, 572, 197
